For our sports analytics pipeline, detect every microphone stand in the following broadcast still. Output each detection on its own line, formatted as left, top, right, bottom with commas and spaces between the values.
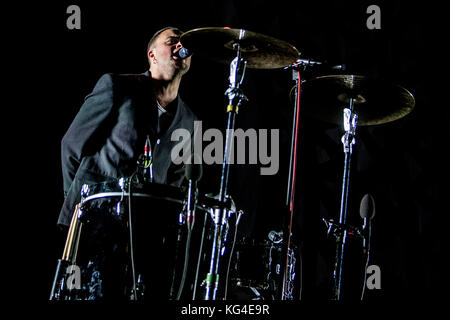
281, 58, 332, 300
204, 44, 247, 300
279, 66, 302, 300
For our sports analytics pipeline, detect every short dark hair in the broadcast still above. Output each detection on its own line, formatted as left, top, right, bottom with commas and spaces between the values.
146, 26, 183, 52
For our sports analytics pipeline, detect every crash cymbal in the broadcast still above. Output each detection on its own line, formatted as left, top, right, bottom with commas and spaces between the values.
296, 75, 415, 126
180, 27, 300, 69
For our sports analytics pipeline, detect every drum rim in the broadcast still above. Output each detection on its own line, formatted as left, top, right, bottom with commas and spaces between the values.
81, 191, 211, 212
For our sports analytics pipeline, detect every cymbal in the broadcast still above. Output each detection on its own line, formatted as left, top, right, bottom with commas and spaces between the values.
296, 75, 415, 126
180, 27, 300, 69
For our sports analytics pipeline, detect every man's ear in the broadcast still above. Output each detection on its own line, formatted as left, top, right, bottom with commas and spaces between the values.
148, 49, 156, 64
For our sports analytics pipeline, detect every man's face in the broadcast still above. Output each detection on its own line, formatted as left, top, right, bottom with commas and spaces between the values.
148, 29, 191, 80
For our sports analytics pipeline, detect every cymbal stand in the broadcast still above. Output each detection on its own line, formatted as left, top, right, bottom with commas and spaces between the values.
204, 44, 247, 300
279, 66, 302, 300
331, 98, 358, 300
280, 60, 314, 300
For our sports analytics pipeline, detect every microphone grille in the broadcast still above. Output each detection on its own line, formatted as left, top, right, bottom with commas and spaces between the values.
179, 47, 191, 59
360, 194, 375, 219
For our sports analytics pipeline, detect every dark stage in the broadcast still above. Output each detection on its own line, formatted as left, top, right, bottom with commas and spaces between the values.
8, 0, 446, 311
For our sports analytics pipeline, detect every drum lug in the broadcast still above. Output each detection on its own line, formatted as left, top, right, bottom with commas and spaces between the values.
80, 184, 90, 198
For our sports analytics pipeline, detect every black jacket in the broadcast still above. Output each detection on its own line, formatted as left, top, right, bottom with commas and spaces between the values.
58, 72, 197, 226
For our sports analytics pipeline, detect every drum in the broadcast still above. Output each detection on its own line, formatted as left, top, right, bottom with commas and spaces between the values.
228, 237, 297, 300
230, 239, 272, 291
60, 177, 210, 300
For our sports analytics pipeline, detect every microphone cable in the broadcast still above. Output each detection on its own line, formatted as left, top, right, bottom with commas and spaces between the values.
176, 206, 194, 300
192, 208, 209, 300
176, 184, 198, 300
223, 209, 243, 300
360, 249, 371, 300
127, 171, 139, 300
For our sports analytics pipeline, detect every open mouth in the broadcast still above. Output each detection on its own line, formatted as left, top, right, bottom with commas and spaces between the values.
172, 49, 182, 60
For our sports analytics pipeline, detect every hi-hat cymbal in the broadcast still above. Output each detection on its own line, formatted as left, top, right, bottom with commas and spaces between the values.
180, 27, 300, 69
296, 75, 415, 126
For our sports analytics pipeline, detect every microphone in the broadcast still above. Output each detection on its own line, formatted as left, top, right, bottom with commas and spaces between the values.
175, 47, 192, 59
285, 58, 346, 71
360, 194, 375, 254
143, 135, 153, 182
185, 154, 203, 230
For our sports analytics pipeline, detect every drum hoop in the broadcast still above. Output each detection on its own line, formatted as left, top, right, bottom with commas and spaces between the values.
82, 192, 210, 212
83, 192, 166, 202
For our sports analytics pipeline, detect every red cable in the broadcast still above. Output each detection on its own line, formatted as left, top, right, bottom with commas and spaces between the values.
284, 70, 301, 299
290, 70, 301, 212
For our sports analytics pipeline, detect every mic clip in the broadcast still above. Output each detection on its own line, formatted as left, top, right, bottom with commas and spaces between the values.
135, 154, 152, 184
285, 58, 346, 72
322, 218, 363, 239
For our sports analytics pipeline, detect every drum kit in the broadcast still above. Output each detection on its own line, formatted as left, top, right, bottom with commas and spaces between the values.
50, 27, 415, 301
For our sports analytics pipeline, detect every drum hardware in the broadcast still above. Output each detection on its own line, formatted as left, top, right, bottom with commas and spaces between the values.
330, 100, 358, 300
280, 62, 303, 300
279, 59, 350, 300
190, 196, 240, 300
323, 195, 379, 300
181, 27, 300, 300
281, 244, 297, 300
268, 230, 296, 300
203, 45, 247, 301
227, 230, 297, 300
300, 74, 414, 299
322, 218, 363, 239
175, 158, 203, 299
285, 58, 346, 72
133, 274, 145, 300
85, 261, 103, 299
268, 231, 283, 282
322, 194, 376, 300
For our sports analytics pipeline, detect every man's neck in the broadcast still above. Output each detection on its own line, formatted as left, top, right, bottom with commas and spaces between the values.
150, 71, 182, 109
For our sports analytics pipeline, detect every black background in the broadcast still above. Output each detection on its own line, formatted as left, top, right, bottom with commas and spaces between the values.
8, 0, 446, 308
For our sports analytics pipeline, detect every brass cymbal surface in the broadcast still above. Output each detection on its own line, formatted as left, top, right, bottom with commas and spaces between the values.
180, 27, 300, 69
298, 75, 415, 126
